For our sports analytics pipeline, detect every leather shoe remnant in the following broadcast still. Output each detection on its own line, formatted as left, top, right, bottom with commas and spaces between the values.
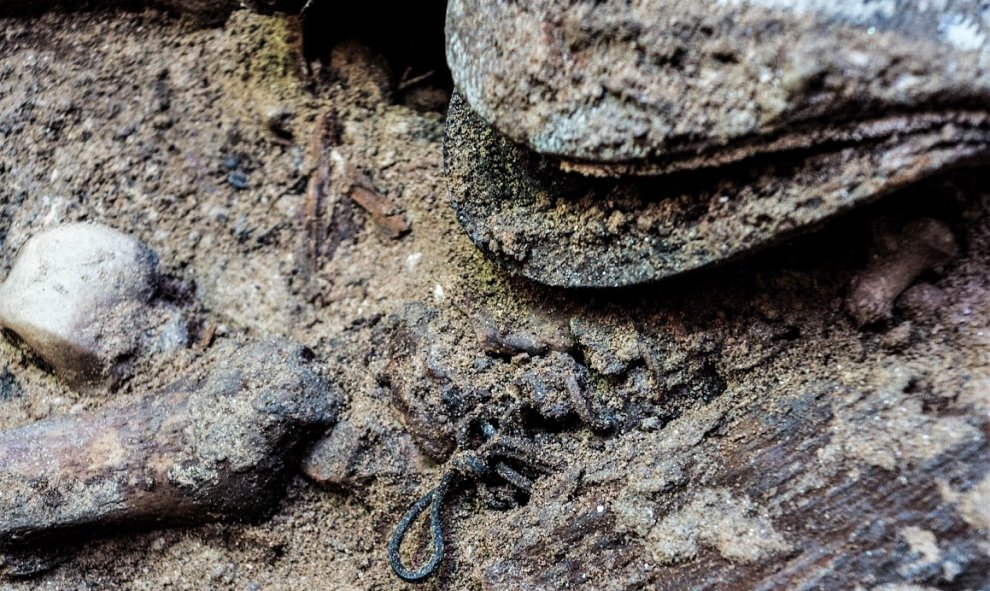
444, 0, 990, 287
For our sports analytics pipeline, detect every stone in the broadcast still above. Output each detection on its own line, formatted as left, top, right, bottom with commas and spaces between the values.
513, 351, 588, 423
446, 0, 990, 169
0, 223, 159, 389
301, 415, 425, 493
444, 1, 990, 287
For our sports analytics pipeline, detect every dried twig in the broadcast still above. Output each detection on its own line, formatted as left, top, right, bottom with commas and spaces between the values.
397, 69, 436, 92
300, 111, 341, 273
348, 181, 411, 239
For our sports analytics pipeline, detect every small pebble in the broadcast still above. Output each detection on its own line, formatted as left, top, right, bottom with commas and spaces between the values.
0, 369, 22, 401
881, 322, 913, 351
227, 171, 249, 189
222, 154, 243, 170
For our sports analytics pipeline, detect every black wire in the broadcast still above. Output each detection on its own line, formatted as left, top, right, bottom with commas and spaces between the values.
387, 472, 455, 583
388, 408, 535, 582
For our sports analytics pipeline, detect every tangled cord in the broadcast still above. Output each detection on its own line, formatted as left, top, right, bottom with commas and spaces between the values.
388, 405, 553, 583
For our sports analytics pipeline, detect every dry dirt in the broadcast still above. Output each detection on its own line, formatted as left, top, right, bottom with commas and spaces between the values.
0, 6, 988, 591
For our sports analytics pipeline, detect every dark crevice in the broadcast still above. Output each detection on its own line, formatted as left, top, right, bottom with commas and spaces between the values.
300, 0, 452, 109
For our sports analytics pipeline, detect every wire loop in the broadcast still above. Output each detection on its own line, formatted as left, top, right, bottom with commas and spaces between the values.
387, 472, 455, 582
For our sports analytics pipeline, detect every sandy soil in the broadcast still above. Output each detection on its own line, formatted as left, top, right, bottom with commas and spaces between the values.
0, 6, 987, 591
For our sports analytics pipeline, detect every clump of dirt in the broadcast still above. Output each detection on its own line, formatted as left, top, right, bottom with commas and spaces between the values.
0, 6, 987, 591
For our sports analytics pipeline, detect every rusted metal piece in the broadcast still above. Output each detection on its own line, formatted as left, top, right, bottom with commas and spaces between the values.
348, 183, 411, 240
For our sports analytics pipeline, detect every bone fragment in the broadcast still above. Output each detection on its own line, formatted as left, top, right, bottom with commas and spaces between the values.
846, 218, 959, 326
0, 338, 339, 549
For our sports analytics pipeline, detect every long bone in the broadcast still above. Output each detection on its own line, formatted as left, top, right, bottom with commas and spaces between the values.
0, 338, 339, 550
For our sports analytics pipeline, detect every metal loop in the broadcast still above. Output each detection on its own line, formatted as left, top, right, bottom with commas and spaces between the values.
387, 473, 454, 583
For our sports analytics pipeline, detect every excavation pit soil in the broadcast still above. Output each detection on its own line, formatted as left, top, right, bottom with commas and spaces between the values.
0, 7, 988, 591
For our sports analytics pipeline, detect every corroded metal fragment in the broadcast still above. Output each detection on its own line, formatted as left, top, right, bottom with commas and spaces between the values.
445, 92, 990, 287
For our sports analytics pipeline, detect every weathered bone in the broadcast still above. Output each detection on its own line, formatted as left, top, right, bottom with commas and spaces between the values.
0, 338, 339, 550
846, 218, 959, 326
